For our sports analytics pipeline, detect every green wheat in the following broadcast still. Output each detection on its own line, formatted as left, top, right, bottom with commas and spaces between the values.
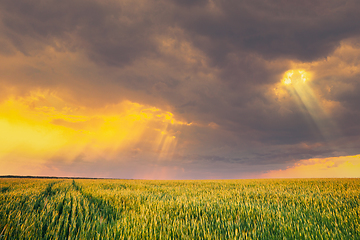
0, 178, 359, 239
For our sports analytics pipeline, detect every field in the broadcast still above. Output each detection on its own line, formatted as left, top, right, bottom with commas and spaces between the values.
0, 178, 359, 239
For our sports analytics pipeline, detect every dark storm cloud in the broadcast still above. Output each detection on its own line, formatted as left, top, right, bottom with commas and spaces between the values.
0, 0, 163, 66
2, 0, 360, 67
1, 0, 360, 175
324, 74, 360, 137
176, 0, 360, 64
172, 0, 208, 8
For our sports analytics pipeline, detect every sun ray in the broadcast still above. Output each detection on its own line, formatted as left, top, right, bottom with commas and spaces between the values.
280, 69, 339, 140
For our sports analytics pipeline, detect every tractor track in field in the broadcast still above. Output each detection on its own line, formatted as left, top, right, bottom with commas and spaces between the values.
32, 180, 119, 239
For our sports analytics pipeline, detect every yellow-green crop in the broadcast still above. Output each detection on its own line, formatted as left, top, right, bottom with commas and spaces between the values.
1, 178, 359, 239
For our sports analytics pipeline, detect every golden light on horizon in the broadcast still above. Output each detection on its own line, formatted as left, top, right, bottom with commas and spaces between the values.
0, 90, 188, 175
261, 155, 360, 178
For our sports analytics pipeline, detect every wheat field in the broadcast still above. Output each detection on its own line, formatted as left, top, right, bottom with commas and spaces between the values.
0, 178, 359, 239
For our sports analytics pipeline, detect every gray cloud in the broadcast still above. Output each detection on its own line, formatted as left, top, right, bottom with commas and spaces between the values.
1, 0, 360, 177
176, 0, 360, 63
0, 0, 164, 66
3, 0, 360, 66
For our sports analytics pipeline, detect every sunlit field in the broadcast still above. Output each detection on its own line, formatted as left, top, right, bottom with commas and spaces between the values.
0, 178, 359, 239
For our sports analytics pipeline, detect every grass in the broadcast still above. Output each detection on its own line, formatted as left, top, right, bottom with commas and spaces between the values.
0, 178, 359, 239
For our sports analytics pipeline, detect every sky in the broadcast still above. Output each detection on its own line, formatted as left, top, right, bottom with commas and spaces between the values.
1, 0, 360, 179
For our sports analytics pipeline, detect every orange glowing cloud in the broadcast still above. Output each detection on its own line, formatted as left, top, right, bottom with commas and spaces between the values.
0, 89, 189, 175
261, 155, 360, 178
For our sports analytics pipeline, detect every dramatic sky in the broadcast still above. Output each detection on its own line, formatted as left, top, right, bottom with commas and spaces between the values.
1, 0, 360, 179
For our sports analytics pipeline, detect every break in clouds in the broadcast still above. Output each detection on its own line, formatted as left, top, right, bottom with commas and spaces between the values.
1, 0, 360, 178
